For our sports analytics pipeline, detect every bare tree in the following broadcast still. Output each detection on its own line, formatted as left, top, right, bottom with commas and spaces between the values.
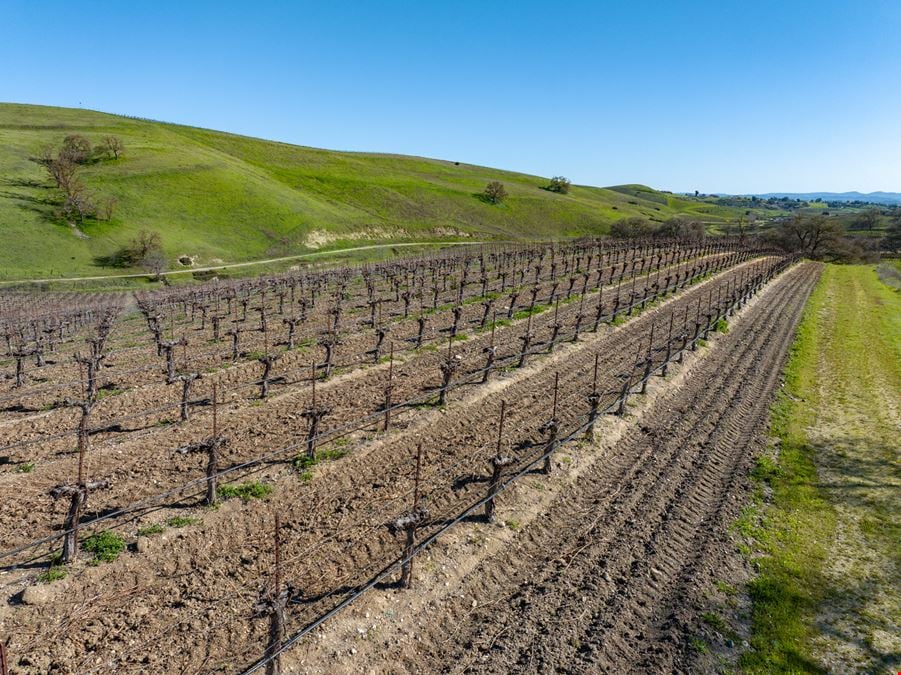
60, 180, 96, 224
852, 208, 880, 232
100, 135, 124, 160
37, 148, 78, 192
882, 216, 901, 254
142, 249, 169, 279
59, 134, 93, 164
99, 197, 116, 221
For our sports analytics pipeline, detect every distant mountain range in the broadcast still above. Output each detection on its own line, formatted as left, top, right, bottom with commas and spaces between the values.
751, 192, 901, 205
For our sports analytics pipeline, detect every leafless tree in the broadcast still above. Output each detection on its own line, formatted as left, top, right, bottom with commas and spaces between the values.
142, 249, 169, 279
101, 135, 124, 160
59, 134, 93, 164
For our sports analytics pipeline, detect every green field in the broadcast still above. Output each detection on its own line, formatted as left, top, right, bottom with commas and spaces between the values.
0, 103, 775, 281
742, 264, 900, 673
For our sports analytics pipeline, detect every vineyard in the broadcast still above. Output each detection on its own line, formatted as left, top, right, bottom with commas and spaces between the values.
0, 238, 819, 673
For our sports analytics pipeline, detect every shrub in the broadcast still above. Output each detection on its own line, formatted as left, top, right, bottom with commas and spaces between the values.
610, 217, 655, 239
547, 176, 571, 194
166, 515, 198, 528
37, 567, 67, 583
137, 523, 165, 536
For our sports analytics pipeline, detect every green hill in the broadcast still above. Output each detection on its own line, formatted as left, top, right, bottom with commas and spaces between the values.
0, 103, 766, 281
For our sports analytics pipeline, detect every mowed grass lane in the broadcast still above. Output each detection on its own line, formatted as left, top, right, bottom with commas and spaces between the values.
742, 264, 900, 673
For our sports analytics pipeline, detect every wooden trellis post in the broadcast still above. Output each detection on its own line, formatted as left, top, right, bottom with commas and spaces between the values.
176, 384, 227, 505
640, 323, 655, 394
383, 343, 394, 432
302, 363, 331, 459
254, 514, 288, 675
548, 299, 562, 353
584, 354, 601, 441
485, 401, 514, 522
50, 403, 109, 564
661, 312, 675, 377
438, 337, 460, 406
390, 444, 429, 589
481, 314, 498, 384
593, 285, 605, 331
678, 305, 690, 364
518, 312, 534, 368
539, 373, 560, 475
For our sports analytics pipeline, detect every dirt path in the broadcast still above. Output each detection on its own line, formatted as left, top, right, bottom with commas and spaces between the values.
323, 262, 820, 674
0, 242, 491, 286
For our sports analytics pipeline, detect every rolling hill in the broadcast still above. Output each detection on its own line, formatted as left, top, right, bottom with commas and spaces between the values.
0, 103, 768, 281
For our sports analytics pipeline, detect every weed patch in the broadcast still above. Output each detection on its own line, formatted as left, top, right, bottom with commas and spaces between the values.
218, 481, 273, 501
83, 531, 126, 563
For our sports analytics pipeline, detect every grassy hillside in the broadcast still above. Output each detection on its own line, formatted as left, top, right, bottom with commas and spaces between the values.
1, 103, 769, 280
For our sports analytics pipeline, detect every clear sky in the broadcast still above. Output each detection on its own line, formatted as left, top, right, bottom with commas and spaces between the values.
2, 1, 900, 194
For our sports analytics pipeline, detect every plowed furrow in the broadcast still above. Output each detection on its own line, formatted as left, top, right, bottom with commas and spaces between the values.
377, 263, 819, 674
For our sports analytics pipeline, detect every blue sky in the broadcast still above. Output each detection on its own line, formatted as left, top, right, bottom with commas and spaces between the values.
2, 1, 900, 193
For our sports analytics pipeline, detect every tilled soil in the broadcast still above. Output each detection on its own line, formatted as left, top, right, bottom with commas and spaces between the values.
0, 253, 745, 556
0, 258, 792, 674
349, 262, 821, 674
